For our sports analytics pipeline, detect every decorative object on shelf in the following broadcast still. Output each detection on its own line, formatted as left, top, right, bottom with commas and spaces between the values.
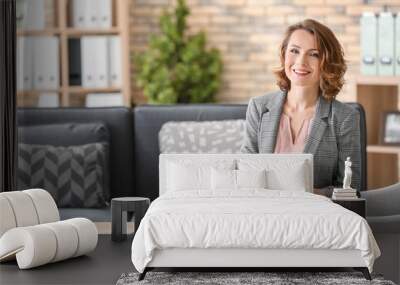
380, 111, 400, 145
134, 0, 222, 104
332, 157, 358, 200
343, 157, 353, 189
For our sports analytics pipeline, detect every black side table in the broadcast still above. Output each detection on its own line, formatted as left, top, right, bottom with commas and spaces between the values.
332, 198, 366, 218
111, 197, 150, 242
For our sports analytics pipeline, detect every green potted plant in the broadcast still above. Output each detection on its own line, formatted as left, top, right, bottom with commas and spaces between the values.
134, 0, 223, 104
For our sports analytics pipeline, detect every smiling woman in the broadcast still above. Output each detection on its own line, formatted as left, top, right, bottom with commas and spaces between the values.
240, 19, 361, 196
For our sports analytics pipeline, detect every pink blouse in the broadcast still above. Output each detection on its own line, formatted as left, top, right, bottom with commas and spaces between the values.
274, 113, 314, 154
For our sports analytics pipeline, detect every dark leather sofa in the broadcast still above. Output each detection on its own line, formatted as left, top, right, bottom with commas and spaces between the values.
17, 103, 368, 220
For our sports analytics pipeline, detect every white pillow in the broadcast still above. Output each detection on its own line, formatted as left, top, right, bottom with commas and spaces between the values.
237, 159, 310, 192
211, 168, 267, 190
166, 159, 235, 192
236, 169, 267, 189
211, 168, 236, 190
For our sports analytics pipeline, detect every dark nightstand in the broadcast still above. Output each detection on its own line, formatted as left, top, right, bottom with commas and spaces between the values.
332, 198, 366, 218
111, 197, 150, 242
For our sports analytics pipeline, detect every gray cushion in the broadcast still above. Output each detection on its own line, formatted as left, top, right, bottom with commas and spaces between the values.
159, 120, 245, 153
17, 142, 109, 208
18, 122, 111, 201
366, 215, 400, 234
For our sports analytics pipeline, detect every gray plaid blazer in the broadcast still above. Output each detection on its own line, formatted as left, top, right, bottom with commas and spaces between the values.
240, 90, 361, 191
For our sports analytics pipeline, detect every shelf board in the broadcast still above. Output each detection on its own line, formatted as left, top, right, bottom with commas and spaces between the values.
17, 28, 121, 37
66, 86, 122, 94
64, 28, 120, 37
17, 29, 61, 36
17, 89, 61, 95
367, 145, 400, 154
356, 75, 400, 86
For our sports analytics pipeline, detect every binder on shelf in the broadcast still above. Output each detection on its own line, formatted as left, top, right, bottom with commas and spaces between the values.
97, 0, 112, 28
71, 0, 88, 28
71, 0, 112, 29
37, 93, 59, 108
94, 36, 109, 88
68, 38, 82, 86
395, 13, 400, 76
17, 37, 34, 91
33, 36, 60, 90
85, 93, 123, 107
24, 0, 45, 30
17, 37, 33, 91
87, 0, 99, 28
16, 0, 28, 29
81, 37, 96, 88
360, 13, 378, 76
378, 12, 395, 76
108, 36, 122, 87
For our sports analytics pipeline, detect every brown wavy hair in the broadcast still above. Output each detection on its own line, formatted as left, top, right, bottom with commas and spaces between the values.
274, 19, 347, 101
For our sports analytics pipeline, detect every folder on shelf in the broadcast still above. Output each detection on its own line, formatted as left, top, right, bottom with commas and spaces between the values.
378, 12, 395, 76
68, 38, 82, 86
24, 0, 45, 30
33, 37, 60, 90
85, 93, 123, 107
94, 36, 109, 88
87, 0, 99, 28
395, 13, 400, 76
72, 0, 88, 28
37, 93, 60, 108
17, 37, 24, 91
16, 0, 28, 29
108, 36, 122, 87
81, 37, 96, 88
97, 0, 112, 28
17, 37, 33, 91
360, 13, 378, 76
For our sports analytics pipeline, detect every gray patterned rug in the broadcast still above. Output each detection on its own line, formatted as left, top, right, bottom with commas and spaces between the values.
116, 271, 396, 285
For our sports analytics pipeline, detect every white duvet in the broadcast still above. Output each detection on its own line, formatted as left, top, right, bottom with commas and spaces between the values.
131, 190, 380, 273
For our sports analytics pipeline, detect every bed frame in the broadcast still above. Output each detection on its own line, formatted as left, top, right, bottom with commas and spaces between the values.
140, 248, 370, 280
138, 154, 371, 281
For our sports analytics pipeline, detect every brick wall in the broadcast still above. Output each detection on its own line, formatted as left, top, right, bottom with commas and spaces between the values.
129, 0, 400, 105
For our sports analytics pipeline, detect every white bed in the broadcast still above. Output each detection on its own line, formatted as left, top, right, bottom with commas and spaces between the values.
131, 154, 380, 280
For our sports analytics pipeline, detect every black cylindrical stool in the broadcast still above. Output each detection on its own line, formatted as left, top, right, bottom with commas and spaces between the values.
111, 197, 150, 242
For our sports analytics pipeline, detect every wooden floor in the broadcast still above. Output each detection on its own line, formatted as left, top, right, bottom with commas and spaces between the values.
0, 235, 133, 285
